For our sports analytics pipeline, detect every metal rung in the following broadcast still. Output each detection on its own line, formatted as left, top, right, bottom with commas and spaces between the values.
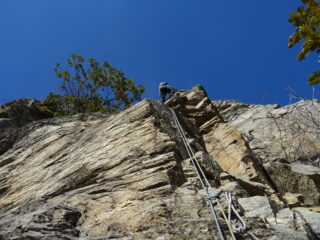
208, 190, 224, 200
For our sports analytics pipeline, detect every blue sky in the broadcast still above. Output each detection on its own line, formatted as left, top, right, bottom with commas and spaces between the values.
0, 0, 318, 106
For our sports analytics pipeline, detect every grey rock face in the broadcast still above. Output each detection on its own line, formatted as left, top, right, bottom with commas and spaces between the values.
0, 98, 51, 155
0, 88, 319, 239
0, 99, 228, 239
297, 210, 320, 238
228, 100, 320, 165
238, 196, 274, 219
213, 98, 320, 206
211, 100, 251, 122
0, 98, 50, 126
264, 161, 320, 206
166, 85, 224, 130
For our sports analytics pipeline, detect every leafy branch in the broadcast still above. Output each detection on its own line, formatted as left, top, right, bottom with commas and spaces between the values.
288, 0, 320, 85
43, 54, 145, 115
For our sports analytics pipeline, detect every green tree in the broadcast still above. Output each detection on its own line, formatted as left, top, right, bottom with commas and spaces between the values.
37, 92, 66, 116
48, 54, 144, 114
288, 0, 320, 85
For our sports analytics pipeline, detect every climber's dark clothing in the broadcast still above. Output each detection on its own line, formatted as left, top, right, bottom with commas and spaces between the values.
159, 83, 176, 103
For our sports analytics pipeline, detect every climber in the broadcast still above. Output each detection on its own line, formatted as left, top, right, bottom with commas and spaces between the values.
159, 82, 177, 103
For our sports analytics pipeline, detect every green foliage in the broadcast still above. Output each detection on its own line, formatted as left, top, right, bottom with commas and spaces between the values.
36, 105, 54, 117
288, 0, 320, 85
308, 71, 320, 84
51, 54, 145, 114
229, 104, 248, 112
37, 92, 66, 116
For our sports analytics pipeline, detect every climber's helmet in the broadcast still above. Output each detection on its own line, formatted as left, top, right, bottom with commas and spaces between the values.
159, 82, 168, 87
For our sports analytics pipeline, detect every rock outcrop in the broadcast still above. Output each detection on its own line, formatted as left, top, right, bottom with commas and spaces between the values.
219, 99, 320, 208
0, 98, 51, 156
0, 86, 319, 239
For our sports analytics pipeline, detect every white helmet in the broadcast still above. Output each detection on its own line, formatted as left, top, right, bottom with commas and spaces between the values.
160, 82, 168, 86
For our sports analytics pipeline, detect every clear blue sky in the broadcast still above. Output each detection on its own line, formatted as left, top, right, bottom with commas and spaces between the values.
0, 0, 318, 106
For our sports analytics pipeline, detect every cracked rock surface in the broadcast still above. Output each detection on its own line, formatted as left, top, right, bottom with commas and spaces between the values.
0, 87, 320, 239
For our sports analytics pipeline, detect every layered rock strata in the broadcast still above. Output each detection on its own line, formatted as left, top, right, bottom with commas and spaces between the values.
0, 99, 227, 239
0, 86, 319, 239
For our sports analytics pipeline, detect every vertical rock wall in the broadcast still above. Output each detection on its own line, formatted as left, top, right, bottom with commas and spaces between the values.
0, 89, 319, 239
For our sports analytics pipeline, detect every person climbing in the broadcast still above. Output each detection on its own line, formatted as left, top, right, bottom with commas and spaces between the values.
159, 82, 177, 103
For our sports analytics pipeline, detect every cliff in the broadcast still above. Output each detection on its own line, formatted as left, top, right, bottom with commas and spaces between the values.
0, 86, 319, 240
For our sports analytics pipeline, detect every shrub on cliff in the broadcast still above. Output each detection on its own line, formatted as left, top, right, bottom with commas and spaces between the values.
40, 54, 145, 116
37, 93, 73, 116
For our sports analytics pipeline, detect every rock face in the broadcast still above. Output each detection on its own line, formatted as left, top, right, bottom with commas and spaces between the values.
0, 87, 320, 240
0, 98, 50, 156
226, 101, 320, 164
220, 99, 320, 208
0, 99, 225, 239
